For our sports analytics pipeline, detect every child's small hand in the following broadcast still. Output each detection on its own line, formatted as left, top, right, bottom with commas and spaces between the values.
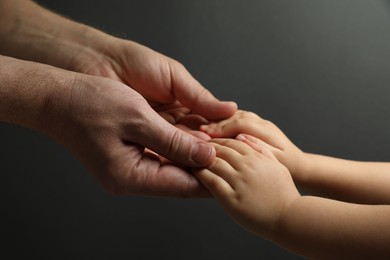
200, 110, 307, 182
194, 138, 300, 239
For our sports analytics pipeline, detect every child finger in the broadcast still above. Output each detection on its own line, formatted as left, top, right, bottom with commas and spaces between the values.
193, 168, 234, 198
207, 157, 239, 185
208, 140, 252, 171
199, 109, 256, 137
260, 147, 278, 161
211, 138, 254, 156
236, 134, 279, 161
236, 134, 276, 152
200, 110, 265, 138
200, 119, 237, 138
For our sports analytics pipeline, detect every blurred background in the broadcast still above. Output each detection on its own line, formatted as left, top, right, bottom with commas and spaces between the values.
1, 0, 390, 259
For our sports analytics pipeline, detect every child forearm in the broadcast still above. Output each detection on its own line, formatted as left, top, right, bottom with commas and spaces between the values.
273, 196, 390, 259
299, 153, 390, 204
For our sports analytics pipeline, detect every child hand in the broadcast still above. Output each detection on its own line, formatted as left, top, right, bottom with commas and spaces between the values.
194, 138, 300, 239
200, 110, 308, 182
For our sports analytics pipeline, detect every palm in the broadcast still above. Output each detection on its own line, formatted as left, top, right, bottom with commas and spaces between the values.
77, 39, 235, 120
79, 40, 210, 132
66, 38, 234, 197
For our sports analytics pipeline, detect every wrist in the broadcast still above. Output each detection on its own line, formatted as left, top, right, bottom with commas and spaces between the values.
291, 151, 312, 185
0, 55, 76, 134
272, 195, 302, 243
0, 0, 115, 73
31, 20, 115, 73
66, 28, 124, 79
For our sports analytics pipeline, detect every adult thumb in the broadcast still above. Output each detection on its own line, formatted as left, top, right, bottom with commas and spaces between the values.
136, 110, 216, 167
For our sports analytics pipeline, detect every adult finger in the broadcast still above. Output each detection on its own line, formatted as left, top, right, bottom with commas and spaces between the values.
169, 60, 237, 120
112, 145, 210, 197
200, 120, 238, 138
176, 114, 209, 130
177, 127, 212, 141
134, 108, 216, 167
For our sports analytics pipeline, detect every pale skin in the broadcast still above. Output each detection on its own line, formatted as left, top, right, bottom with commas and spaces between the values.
0, 0, 237, 197
196, 111, 390, 258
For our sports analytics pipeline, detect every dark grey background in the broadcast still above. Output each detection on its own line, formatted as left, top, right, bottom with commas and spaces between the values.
1, 0, 390, 259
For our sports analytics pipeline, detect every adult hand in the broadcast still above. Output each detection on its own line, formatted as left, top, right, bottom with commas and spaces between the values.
0, 56, 216, 197
46, 72, 218, 197
69, 36, 237, 138
1, 0, 236, 132
63, 35, 238, 197
70, 37, 235, 119
0, 0, 237, 197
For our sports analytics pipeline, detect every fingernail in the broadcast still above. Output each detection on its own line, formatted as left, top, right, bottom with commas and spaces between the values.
191, 142, 215, 165
236, 134, 246, 141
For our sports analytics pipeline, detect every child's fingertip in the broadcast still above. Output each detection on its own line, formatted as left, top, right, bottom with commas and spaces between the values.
236, 134, 246, 141
201, 124, 218, 133
200, 125, 209, 131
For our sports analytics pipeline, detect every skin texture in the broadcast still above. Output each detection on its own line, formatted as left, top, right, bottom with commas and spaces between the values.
0, 0, 237, 197
194, 139, 300, 239
201, 110, 306, 179
202, 110, 390, 204
197, 110, 390, 258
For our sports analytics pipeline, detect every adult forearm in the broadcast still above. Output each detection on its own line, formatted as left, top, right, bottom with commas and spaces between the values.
300, 153, 390, 204
0, 0, 110, 71
274, 196, 390, 259
0, 55, 71, 132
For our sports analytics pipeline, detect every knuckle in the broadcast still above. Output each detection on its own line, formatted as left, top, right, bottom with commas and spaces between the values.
230, 118, 244, 128
172, 59, 185, 70
247, 121, 258, 130
197, 86, 212, 100
236, 110, 246, 117
262, 119, 275, 128
245, 111, 258, 119
166, 129, 194, 163
167, 130, 185, 154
